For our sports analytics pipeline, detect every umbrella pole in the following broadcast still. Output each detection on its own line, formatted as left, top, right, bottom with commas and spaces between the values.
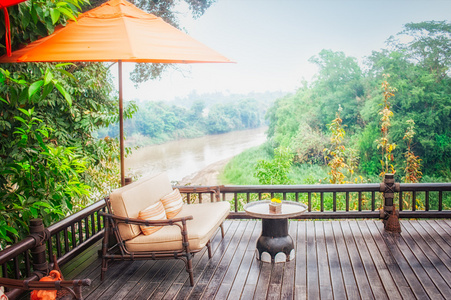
119, 60, 125, 186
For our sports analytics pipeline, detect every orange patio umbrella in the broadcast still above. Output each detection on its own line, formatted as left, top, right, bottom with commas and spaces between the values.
0, 0, 232, 185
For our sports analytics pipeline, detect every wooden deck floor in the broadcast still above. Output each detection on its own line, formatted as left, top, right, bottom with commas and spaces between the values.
60, 219, 451, 300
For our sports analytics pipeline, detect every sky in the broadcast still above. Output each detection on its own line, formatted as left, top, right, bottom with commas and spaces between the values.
113, 0, 451, 102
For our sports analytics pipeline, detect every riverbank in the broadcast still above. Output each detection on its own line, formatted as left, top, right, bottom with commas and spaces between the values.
178, 158, 231, 186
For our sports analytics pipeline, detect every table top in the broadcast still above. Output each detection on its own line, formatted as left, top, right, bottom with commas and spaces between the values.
244, 200, 307, 219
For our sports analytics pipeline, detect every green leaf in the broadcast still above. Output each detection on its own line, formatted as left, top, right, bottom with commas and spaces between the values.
0, 97, 8, 104
54, 82, 72, 106
44, 69, 54, 85
57, 7, 77, 22
5, 225, 18, 236
28, 80, 44, 99
33, 201, 53, 209
50, 8, 61, 25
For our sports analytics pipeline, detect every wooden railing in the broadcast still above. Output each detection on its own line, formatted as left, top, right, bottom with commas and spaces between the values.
0, 200, 106, 299
1, 175, 450, 298
177, 176, 451, 219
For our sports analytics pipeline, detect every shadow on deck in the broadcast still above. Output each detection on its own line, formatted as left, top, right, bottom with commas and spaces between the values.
59, 219, 451, 300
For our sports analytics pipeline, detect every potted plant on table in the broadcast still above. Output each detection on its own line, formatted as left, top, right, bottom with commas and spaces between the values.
269, 198, 282, 214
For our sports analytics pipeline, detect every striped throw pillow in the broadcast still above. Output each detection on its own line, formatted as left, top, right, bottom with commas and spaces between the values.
160, 188, 184, 219
137, 201, 167, 235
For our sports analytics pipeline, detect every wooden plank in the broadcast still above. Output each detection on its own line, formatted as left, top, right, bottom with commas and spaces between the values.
253, 260, 272, 299
385, 223, 444, 299
399, 221, 451, 297
180, 221, 245, 299
267, 262, 284, 300
402, 221, 451, 272
432, 219, 451, 238
279, 220, 297, 299
208, 221, 256, 299
366, 221, 416, 299
123, 260, 171, 299
348, 221, 389, 299
340, 221, 374, 299
194, 221, 250, 299
405, 221, 451, 272
168, 220, 235, 299
239, 254, 259, 299
315, 221, 333, 300
355, 221, 402, 299
373, 221, 431, 300
415, 221, 451, 257
323, 221, 346, 299
83, 260, 135, 299
97, 261, 146, 299
110, 260, 156, 299
424, 220, 451, 247
294, 221, 307, 300
227, 221, 260, 299
306, 221, 319, 299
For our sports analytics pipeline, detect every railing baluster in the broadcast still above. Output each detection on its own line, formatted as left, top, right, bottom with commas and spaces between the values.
412, 191, 416, 211
186, 193, 191, 204
358, 191, 362, 211
85, 217, 90, 239
320, 192, 324, 212
71, 224, 77, 249
25, 250, 31, 277
295, 192, 299, 202
91, 213, 95, 235
283, 192, 286, 200
234, 193, 238, 212
346, 192, 349, 211
199, 193, 203, 204
308, 192, 312, 212
64, 229, 70, 254
399, 191, 403, 211
258, 193, 262, 201
371, 191, 375, 211
439, 191, 443, 211
270, 192, 274, 199
333, 192, 337, 212
1, 263, 7, 278
47, 239, 53, 264
56, 232, 62, 257
13, 256, 20, 279
425, 191, 429, 211
78, 220, 83, 244
247, 193, 250, 203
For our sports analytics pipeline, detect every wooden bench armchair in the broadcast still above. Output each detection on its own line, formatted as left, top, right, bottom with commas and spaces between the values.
99, 173, 230, 286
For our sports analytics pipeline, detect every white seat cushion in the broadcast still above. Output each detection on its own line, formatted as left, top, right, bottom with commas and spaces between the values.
125, 201, 230, 252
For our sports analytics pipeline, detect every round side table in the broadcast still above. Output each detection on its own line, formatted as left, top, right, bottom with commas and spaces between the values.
244, 200, 307, 263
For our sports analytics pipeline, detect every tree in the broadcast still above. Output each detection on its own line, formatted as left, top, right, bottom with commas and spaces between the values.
255, 147, 294, 185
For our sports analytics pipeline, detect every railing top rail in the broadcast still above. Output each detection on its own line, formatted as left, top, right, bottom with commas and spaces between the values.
175, 182, 451, 193
47, 199, 106, 234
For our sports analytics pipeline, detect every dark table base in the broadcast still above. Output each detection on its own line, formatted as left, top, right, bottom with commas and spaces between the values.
256, 218, 295, 263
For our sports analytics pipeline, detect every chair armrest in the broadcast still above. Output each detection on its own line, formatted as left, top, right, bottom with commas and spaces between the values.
99, 211, 193, 227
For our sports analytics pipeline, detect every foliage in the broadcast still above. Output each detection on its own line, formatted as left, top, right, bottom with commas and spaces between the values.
0, 70, 92, 248
264, 21, 451, 180
402, 119, 422, 183
375, 74, 397, 178
99, 97, 271, 146
254, 146, 294, 185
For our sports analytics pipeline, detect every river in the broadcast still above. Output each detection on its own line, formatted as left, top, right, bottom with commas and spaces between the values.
125, 127, 267, 182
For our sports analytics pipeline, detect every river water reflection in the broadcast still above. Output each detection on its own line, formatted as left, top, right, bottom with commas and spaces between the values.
125, 127, 267, 182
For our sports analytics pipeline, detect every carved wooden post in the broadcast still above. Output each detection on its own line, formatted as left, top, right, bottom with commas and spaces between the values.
29, 219, 49, 276
379, 174, 401, 232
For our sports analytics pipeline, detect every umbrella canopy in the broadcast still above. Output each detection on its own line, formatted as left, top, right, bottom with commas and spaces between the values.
0, 0, 232, 185
0, 0, 28, 56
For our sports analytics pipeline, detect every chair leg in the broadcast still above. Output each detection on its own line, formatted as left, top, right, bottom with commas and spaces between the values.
207, 241, 212, 259
186, 256, 194, 286
220, 223, 225, 238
